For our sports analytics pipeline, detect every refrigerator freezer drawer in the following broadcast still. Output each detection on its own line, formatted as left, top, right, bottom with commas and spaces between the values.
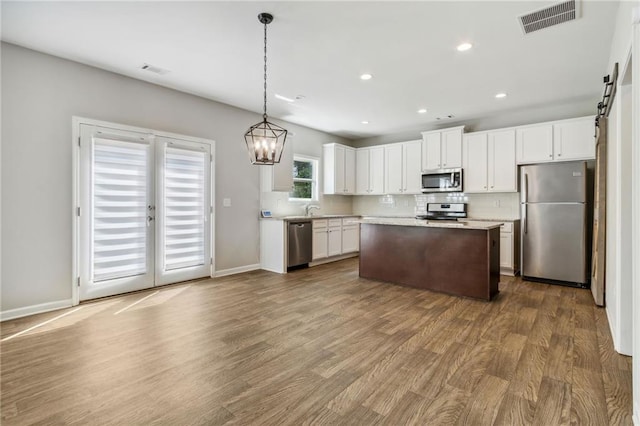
521, 203, 587, 284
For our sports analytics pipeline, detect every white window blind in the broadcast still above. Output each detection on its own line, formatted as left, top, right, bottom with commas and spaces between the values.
92, 138, 149, 282
163, 147, 207, 271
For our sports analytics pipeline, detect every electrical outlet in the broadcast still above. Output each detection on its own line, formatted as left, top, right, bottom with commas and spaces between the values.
494, 200, 501, 207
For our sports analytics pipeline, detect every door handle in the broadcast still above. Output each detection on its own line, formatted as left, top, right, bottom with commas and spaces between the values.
523, 205, 527, 235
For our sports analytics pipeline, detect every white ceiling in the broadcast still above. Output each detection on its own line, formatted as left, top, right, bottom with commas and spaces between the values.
1, 1, 619, 139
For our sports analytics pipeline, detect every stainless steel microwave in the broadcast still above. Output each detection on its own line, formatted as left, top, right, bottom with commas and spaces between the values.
421, 168, 463, 193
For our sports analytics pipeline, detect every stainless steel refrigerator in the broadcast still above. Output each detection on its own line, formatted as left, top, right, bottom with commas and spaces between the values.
520, 161, 588, 287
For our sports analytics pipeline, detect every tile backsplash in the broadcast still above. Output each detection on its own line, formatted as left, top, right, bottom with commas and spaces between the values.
260, 191, 353, 217
352, 192, 520, 220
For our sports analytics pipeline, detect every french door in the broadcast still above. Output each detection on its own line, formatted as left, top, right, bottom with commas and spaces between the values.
78, 124, 212, 301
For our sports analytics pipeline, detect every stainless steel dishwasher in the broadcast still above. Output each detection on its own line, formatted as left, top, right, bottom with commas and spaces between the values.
288, 220, 312, 268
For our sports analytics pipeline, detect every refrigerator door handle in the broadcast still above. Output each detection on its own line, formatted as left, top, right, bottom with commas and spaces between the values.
523, 173, 528, 203
523, 204, 527, 234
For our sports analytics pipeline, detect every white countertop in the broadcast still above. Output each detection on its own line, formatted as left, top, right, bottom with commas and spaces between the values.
266, 214, 361, 221
356, 217, 503, 230
462, 217, 520, 223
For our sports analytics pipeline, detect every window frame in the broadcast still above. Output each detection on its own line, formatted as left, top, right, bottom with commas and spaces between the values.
289, 155, 319, 202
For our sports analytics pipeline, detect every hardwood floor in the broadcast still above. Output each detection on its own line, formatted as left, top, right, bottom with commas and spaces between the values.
0, 258, 632, 425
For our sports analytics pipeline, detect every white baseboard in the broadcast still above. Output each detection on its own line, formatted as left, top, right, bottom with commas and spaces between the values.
634, 401, 639, 426
1, 299, 73, 322
215, 263, 261, 278
605, 306, 620, 353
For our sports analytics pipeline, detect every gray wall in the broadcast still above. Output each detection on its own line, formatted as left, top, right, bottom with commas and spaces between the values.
1, 42, 350, 312
351, 97, 597, 148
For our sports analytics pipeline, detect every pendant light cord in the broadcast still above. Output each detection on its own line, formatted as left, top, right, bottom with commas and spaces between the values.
263, 21, 268, 121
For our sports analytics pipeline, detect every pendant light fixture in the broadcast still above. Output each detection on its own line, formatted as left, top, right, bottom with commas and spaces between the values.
244, 12, 288, 165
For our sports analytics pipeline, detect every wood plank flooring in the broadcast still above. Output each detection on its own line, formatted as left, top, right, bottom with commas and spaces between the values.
0, 258, 632, 425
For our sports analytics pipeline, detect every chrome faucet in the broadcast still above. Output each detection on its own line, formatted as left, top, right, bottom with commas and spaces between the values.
305, 204, 321, 216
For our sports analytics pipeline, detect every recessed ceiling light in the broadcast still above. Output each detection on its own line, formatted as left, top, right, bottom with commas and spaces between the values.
361, 121, 369, 124
417, 108, 427, 114
457, 43, 473, 52
360, 73, 373, 80
495, 93, 507, 99
275, 94, 295, 102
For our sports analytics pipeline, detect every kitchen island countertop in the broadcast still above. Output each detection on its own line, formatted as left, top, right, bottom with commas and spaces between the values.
355, 217, 503, 230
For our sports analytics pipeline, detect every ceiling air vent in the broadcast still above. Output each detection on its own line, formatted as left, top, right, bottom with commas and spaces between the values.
518, 0, 579, 35
140, 63, 170, 75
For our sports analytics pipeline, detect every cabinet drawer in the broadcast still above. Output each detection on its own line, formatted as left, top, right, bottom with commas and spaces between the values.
328, 219, 342, 228
500, 222, 513, 233
342, 217, 359, 226
313, 219, 328, 229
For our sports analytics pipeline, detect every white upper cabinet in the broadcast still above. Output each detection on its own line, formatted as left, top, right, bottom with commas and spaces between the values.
355, 149, 369, 194
553, 117, 595, 161
488, 129, 517, 192
422, 132, 441, 170
441, 128, 463, 168
323, 143, 355, 194
421, 126, 464, 170
384, 140, 423, 195
356, 146, 384, 195
516, 124, 553, 164
261, 140, 294, 192
463, 129, 517, 193
344, 148, 356, 193
516, 116, 595, 164
403, 140, 423, 193
463, 133, 489, 192
384, 144, 403, 194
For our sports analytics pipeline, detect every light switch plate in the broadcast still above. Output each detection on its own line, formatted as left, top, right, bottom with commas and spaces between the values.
222, 198, 231, 207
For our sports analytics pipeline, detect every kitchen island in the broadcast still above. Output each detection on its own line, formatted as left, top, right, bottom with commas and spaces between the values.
357, 218, 502, 301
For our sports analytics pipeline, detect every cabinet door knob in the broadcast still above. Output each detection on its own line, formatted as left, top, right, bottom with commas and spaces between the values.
549, 154, 552, 158
491, 186, 494, 188
558, 153, 562, 157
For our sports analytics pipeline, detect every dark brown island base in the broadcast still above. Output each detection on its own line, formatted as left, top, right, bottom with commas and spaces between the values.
357, 218, 502, 301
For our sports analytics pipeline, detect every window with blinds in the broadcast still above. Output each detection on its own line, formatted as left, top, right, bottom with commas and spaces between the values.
92, 138, 149, 282
163, 147, 207, 271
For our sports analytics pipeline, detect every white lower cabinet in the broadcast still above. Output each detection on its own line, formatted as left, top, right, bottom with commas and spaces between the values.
312, 217, 360, 261
342, 222, 360, 253
260, 219, 287, 273
498, 221, 520, 276
327, 219, 342, 257
500, 233, 512, 270
312, 220, 329, 260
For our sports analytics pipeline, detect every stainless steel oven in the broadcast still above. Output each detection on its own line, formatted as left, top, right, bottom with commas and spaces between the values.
421, 168, 463, 193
